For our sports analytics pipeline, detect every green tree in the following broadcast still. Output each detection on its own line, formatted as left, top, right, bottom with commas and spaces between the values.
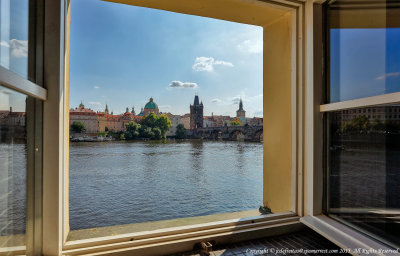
175, 124, 187, 139
120, 133, 125, 140
142, 112, 158, 128
140, 126, 154, 138
230, 118, 242, 126
124, 121, 141, 140
71, 121, 86, 133
105, 126, 109, 132
156, 114, 172, 138
152, 127, 162, 140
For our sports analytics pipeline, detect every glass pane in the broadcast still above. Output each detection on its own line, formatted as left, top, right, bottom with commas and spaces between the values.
0, 85, 27, 247
0, 0, 29, 78
328, 105, 400, 247
328, 1, 400, 102
69, 0, 264, 235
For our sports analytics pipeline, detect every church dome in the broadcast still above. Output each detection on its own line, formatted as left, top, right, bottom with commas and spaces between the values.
144, 97, 158, 109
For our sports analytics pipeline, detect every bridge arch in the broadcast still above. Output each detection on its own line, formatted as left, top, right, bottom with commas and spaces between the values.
230, 129, 245, 141
253, 129, 263, 142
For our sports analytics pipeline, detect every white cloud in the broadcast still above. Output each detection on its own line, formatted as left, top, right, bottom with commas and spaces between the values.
237, 39, 262, 54
211, 98, 222, 103
88, 101, 101, 107
9, 39, 28, 58
376, 72, 400, 80
93, 86, 100, 89
192, 57, 233, 72
0, 41, 10, 48
169, 80, 198, 89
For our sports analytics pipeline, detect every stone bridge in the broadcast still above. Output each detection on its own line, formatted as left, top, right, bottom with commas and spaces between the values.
188, 125, 263, 142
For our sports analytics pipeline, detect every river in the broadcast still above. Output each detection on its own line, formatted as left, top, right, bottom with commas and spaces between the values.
69, 140, 263, 230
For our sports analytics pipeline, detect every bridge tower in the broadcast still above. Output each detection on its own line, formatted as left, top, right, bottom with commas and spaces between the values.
190, 95, 203, 129
236, 98, 246, 118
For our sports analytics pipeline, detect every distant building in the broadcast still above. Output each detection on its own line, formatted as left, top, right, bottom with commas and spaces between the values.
190, 95, 203, 129
69, 101, 98, 133
143, 97, 159, 116
181, 113, 191, 129
166, 113, 182, 137
69, 102, 140, 134
203, 116, 214, 127
336, 105, 400, 124
236, 98, 246, 119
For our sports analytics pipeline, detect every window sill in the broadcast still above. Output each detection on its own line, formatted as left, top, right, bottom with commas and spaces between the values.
300, 215, 397, 256
0, 234, 25, 256
63, 211, 301, 255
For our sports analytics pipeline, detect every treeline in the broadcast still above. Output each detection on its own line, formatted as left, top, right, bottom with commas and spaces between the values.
122, 112, 171, 140
337, 116, 400, 135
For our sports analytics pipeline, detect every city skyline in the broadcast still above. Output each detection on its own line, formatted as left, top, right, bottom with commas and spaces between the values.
72, 94, 252, 117
69, 0, 264, 117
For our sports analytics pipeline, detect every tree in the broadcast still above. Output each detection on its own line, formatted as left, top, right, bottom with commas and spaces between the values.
71, 121, 86, 133
105, 126, 109, 132
142, 112, 158, 128
230, 117, 242, 126
175, 124, 187, 139
156, 114, 172, 138
140, 126, 154, 138
124, 121, 141, 140
152, 127, 162, 140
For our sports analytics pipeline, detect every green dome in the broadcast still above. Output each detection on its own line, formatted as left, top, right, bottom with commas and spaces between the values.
144, 97, 158, 109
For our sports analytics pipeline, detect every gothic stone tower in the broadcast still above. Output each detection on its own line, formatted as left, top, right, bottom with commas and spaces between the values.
236, 98, 246, 118
190, 95, 203, 129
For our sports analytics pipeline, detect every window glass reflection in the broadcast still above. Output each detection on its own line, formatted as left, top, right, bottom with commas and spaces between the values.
0, 85, 27, 247
0, 0, 29, 78
328, 105, 400, 247
328, 0, 400, 102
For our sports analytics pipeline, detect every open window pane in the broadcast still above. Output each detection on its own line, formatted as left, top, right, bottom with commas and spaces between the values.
0, 85, 27, 247
327, 105, 400, 247
69, 0, 264, 235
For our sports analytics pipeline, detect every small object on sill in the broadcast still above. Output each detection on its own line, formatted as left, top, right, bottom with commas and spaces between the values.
200, 241, 213, 255
259, 205, 272, 214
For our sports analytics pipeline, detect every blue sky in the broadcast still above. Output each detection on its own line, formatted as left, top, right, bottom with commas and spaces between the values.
70, 0, 264, 117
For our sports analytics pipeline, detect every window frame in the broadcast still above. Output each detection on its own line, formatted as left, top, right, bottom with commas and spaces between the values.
41, 0, 317, 255
301, 0, 400, 253
0, 0, 46, 255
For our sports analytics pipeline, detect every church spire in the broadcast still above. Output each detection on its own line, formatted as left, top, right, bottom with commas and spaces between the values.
239, 98, 243, 111
105, 104, 109, 114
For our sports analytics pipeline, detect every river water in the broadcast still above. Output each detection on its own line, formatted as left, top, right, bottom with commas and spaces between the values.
69, 140, 263, 230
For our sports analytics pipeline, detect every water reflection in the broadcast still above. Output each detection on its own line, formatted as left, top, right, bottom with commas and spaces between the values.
69, 140, 263, 230
328, 105, 400, 247
0, 86, 27, 247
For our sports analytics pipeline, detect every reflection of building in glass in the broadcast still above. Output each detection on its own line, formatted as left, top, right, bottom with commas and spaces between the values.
336, 105, 400, 124
190, 95, 204, 129
0, 107, 26, 142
